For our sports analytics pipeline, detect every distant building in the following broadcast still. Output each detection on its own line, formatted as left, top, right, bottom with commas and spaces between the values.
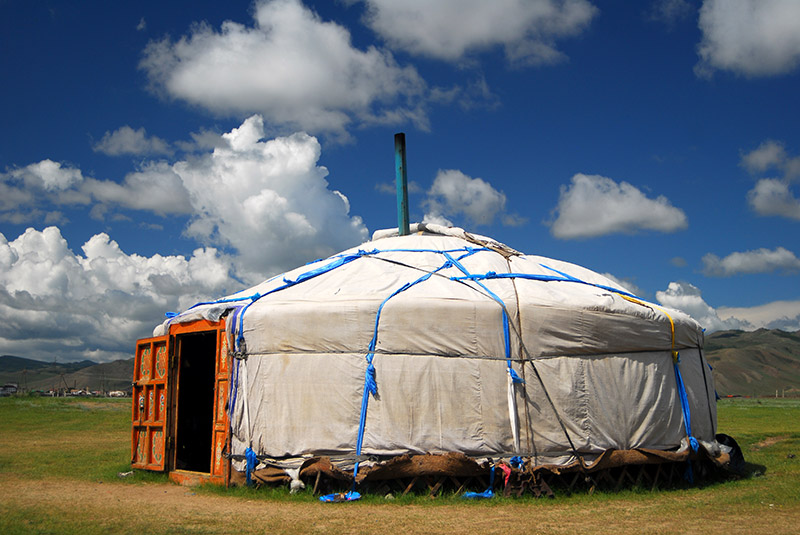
0, 383, 19, 397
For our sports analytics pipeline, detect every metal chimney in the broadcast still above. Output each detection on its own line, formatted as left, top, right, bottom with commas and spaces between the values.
394, 133, 410, 236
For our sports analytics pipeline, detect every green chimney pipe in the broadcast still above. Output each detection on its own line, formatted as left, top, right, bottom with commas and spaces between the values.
394, 133, 410, 236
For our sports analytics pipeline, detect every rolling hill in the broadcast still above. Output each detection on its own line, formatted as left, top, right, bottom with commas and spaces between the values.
704, 328, 800, 397
0, 355, 133, 393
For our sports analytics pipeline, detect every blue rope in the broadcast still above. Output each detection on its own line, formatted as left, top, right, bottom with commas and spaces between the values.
232, 249, 380, 352
451, 265, 642, 300
673, 353, 700, 483
245, 447, 257, 486
351, 258, 459, 482
443, 252, 523, 385
463, 465, 496, 499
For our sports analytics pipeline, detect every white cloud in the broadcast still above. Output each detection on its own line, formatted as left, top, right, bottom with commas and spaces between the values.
0, 227, 236, 363
174, 128, 229, 153
10, 159, 84, 191
139, 0, 427, 139
747, 178, 800, 220
741, 139, 786, 174
548, 173, 688, 239
703, 247, 800, 276
741, 140, 800, 220
353, 0, 597, 66
423, 169, 522, 227
1, 158, 189, 223
656, 281, 750, 333
175, 115, 369, 282
741, 139, 800, 179
696, 0, 800, 77
1, 160, 90, 223
2, 117, 369, 280
93, 126, 172, 156
718, 300, 800, 331
83, 162, 193, 216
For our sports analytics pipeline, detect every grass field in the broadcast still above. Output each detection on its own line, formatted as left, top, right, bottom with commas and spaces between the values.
1, 396, 798, 534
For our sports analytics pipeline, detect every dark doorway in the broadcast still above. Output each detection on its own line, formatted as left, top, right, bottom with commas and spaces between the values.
175, 331, 216, 472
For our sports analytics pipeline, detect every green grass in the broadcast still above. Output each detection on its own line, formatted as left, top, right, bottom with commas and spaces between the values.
0, 395, 162, 483
1, 395, 799, 534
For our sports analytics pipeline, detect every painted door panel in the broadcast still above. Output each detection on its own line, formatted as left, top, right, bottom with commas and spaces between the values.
131, 336, 170, 471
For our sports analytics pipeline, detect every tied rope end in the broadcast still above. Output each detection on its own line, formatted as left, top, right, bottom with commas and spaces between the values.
365, 362, 378, 397
509, 368, 525, 384
245, 447, 257, 486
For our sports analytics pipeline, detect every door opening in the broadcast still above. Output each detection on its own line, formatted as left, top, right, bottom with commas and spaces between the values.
175, 331, 216, 472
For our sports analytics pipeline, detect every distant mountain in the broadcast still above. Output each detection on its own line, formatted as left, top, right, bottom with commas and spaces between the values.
704, 329, 800, 397
0, 355, 131, 393
0, 355, 52, 372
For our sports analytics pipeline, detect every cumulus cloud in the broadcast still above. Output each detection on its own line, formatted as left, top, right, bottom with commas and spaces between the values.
353, 0, 597, 66
548, 173, 688, 239
656, 281, 750, 332
741, 140, 800, 220
0, 227, 236, 363
1, 158, 189, 223
3, 116, 369, 281
718, 300, 800, 331
83, 162, 193, 216
9, 159, 84, 191
93, 126, 172, 156
139, 0, 427, 139
741, 139, 800, 179
175, 115, 369, 281
423, 169, 524, 227
748, 179, 800, 220
1, 160, 90, 224
703, 247, 800, 276
696, 0, 800, 77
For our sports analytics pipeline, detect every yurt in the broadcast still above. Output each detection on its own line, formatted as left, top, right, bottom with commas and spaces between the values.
131, 223, 728, 493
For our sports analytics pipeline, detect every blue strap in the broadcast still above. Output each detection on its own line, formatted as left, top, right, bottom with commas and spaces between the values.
463, 465, 496, 499
451, 267, 641, 300
673, 353, 700, 483
245, 447, 257, 486
443, 252, 523, 385
319, 490, 361, 502
234, 250, 380, 352
352, 260, 455, 482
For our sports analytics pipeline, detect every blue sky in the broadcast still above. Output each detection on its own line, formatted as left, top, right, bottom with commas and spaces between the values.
2, 0, 800, 363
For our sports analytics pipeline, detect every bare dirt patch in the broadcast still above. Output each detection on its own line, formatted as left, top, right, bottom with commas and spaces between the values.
753, 436, 788, 449
2, 474, 799, 535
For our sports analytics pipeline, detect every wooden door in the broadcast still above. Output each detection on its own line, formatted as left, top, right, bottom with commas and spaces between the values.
131, 336, 171, 471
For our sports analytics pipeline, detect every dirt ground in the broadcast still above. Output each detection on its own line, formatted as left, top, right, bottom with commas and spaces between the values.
2, 473, 799, 535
